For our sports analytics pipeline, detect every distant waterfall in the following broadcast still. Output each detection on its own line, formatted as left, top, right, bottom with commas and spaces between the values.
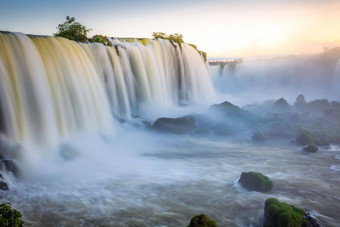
333, 59, 340, 99
0, 32, 215, 146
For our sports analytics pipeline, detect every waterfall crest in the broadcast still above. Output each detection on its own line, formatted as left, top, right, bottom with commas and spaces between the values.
0, 32, 215, 146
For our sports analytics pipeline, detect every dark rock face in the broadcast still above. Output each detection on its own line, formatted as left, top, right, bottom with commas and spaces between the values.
264, 198, 319, 227
303, 145, 318, 153
0, 181, 8, 191
187, 214, 218, 227
153, 115, 195, 134
239, 172, 273, 192
0, 159, 19, 176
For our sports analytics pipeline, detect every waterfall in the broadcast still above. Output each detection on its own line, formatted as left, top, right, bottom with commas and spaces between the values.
0, 32, 215, 147
333, 59, 340, 99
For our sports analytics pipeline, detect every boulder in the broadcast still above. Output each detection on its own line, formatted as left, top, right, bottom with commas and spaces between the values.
239, 172, 273, 192
303, 145, 318, 153
153, 115, 195, 134
295, 131, 314, 146
252, 131, 267, 142
0, 181, 8, 191
264, 198, 319, 227
187, 214, 217, 227
209, 101, 244, 118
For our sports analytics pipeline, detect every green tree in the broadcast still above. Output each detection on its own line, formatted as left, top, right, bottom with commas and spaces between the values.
0, 203, 24, 227
54, 16, 91, 42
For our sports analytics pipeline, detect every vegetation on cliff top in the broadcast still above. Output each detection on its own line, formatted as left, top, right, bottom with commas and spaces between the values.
54, 16, 91, 42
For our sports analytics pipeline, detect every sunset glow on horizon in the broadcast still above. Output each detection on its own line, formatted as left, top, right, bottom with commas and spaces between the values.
1, 0, 339, 57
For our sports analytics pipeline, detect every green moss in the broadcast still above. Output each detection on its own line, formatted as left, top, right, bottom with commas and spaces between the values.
239, 172, 273, 192
88, 34, 112, 46
264, 198, 309, 227
0, 203, 24, 227
139, 38, 149, 46
187, 214, 218, 227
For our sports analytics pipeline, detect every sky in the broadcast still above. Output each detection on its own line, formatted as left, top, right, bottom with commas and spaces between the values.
1, 0, 340, 57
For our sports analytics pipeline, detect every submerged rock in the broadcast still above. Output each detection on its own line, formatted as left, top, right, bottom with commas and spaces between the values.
239, 172, 273, 192
303, 145, 318, 153
187, 214, 218, 227
264, 198, 319, 227
153, 115, 195, 134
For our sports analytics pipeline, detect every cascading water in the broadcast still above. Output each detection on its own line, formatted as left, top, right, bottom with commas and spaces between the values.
333, 59, 340, 99
0, 32, 215, 148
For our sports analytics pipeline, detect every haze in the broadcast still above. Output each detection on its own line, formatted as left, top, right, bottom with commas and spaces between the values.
0, 0, 339, 57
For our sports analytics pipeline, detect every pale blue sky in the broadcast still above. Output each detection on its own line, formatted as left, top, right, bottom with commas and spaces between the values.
1, 0, 339, 57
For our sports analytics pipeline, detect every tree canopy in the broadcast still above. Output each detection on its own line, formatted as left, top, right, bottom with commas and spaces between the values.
54, 16, 91, 42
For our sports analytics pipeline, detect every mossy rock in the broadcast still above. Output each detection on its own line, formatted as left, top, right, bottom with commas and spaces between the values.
303, 145, 318, 153
252, 131, 267, 142
239, 172, 273, 192
0, 203, 24, 227
187, 214, 218, 227
264, 198, 309, 227
295, 131, 314, 146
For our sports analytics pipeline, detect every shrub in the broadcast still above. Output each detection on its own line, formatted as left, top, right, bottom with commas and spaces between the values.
0, 203, 24, 227
54, 16, 91, 42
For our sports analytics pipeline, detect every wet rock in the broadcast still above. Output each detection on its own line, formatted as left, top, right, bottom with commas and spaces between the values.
252, 131, 267, 142
187, 214, 217, 227
303, 145, 318, 153
295, 130, 314, 146
153, 115, 195, 134
0, 181, 8, 191
0, 159, 19, 176
239, 172, 273, 192
304, 212, 321, 227
264, 198, 319, 227
210, 101, 241, 115
0, 173, 8, 191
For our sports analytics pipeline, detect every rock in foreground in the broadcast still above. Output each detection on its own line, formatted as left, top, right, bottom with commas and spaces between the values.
264, 198, 319, 227
153, 115, 195, 134
187, 214, 218, 227
239, 172, 273, 192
